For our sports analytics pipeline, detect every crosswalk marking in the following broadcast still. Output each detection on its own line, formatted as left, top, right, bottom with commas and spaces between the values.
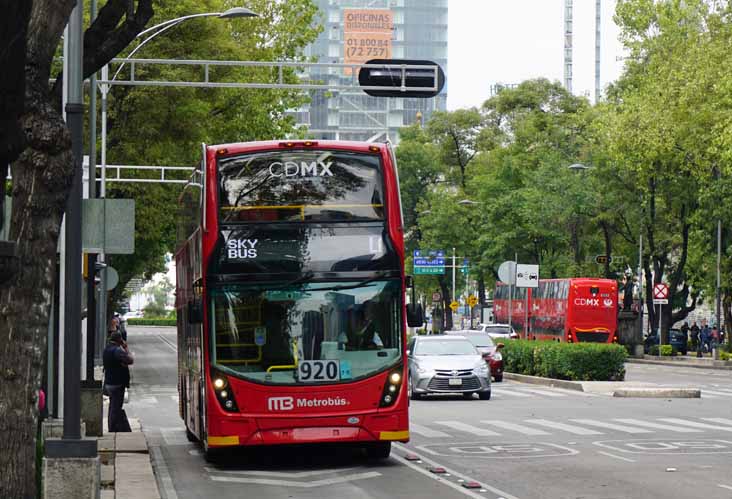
569, 419, 652, 434
512, 388, 567, 398
524, 419, 603, 435
409, 423, 450, 438
480, 420, 550, 435
658, 418, 732, 432
613, 419, 703, 433
702, 418, 732, 427
490, 388, 534, 398
435, 421, 501, 436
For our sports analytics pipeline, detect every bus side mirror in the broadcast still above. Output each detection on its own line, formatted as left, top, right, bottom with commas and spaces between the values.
407, 303, 424, 327
188, 299, 203, 324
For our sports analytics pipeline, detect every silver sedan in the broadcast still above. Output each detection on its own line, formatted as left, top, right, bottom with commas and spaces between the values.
406, 335, 491, 400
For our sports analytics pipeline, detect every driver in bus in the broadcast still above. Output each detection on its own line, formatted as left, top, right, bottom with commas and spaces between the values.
354, 301, 384, 350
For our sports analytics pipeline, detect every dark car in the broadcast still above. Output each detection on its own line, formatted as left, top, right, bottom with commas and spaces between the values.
406, 335, 491, 400
449, 330, 505, 382
644, 328, 688, 355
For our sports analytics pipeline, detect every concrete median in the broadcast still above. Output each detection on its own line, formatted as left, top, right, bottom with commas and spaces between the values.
612, 387, 701, 398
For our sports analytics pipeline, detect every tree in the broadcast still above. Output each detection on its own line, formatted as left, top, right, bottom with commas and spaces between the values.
142, 276, 174, 317
0, 2, 157, 496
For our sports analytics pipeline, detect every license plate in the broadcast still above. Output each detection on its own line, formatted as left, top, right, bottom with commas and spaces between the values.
448, 377, 462, 386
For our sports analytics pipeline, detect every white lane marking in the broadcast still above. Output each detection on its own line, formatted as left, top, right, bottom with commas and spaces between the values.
570, 419, 652, 434
435, 421, 501, 436
204, 467, 362, 478
150, 446, 180, 499
701, 393, 721, 399
158, 334, 178, 352
613, 419, 703, 433
525, 419, 603, 435
701, 390, 732, 397
597, 451, 636, 463
718, 484, 732, 491
703, 418, 732, 426
393, 442, 522, 499
480, 420, 550, 436
209, 471, 382, 487
490, 388, 534, 398
543, 387, 597, 397
659, 418, 732, 432
160, 427, 190, 446
513, 388, 567, 398
410, 422, 450, 438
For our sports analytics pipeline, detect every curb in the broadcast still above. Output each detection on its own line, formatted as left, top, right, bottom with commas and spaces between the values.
503, 372, 585, 391
613, 388, 701, 398
626, 358, 732, 371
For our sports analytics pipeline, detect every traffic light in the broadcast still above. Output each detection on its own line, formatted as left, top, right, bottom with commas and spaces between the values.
358, 59, 445, 98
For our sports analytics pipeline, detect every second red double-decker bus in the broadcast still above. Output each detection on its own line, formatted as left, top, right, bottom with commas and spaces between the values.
175, 140, 420, 461
493, 278, 618, 343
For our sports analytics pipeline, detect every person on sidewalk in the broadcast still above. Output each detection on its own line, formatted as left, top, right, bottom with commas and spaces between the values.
701, 323, 712, 354
103, 331, 134, 432
690, 322, 700, 353
680, 322, 689, 354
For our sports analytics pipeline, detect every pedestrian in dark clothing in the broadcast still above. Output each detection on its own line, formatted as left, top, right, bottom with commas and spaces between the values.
103, 331, 134, 432
701, 324, 712, 354
680, 322, 689, 354
690, 322, 700, 352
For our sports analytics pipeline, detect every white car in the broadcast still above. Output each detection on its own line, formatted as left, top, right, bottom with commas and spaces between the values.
475, 323, 519, 340
123, 310, 143, 320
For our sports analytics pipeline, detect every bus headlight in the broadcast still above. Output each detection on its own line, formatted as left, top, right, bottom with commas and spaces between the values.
380, 365, 403, 407
211, 371, 238, 413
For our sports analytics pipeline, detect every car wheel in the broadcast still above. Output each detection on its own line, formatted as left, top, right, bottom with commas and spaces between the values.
409, 375, 422, 400
479, 390, 491, 400
494, 375, 503, 383
365, 442, 391, 459
462, 392, 475, 400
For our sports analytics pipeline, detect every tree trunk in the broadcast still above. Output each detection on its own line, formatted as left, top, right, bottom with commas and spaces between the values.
0, 3, 76, 497
437, 275, 453, 330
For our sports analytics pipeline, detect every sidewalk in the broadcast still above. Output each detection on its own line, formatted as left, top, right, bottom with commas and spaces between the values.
99, 418, 161, 499
626, 355, 732, 370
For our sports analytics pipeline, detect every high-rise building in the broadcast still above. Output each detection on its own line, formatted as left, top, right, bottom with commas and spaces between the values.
297, 0, 448, 143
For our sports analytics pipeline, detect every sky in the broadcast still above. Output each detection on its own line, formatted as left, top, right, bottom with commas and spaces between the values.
446, 0, 626, 110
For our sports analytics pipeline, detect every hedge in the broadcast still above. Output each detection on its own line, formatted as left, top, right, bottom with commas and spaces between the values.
502, 340, 627, 381
127, 318, 177, 326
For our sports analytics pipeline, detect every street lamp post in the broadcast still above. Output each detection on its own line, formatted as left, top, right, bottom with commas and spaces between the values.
95, 7, 258, 342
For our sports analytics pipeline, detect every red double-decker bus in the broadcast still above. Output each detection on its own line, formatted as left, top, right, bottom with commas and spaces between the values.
493, 278, 618, 343
175, 140, 420, 460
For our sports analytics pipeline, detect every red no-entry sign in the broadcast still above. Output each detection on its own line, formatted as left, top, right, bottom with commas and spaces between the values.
653, 283, 669, 303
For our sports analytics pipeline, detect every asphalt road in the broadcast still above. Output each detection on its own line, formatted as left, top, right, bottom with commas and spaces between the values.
125, 327, 732, 499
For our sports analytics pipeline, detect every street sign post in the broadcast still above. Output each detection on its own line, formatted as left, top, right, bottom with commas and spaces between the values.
467, 295, 478, 307
413, 249, 445, 275
652, 283, 669, 352
449, 300, 459, 312
516, 264, 539, 288
595, 255, 612, 264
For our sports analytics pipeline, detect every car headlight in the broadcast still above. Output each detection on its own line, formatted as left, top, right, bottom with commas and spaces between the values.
473, 363, 489, 375
491, 352, 502, 361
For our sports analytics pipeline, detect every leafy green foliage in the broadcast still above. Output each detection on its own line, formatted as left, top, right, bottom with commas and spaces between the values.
128, 318, 177, 326
659, 345, 674, 357
502, 340, 627, 381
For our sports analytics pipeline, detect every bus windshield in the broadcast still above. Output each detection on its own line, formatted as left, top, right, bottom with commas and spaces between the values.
218, 150, 385, 223
209, 280, 402, 385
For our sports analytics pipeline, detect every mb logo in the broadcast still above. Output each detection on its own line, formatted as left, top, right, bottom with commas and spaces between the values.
267, 396, 294, 411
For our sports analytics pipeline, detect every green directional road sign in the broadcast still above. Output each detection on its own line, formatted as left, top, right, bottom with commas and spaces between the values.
414, 266, 445, 275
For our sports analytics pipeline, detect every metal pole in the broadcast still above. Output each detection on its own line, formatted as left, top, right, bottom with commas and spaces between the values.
99, 65, 108, 337
524, 290, 529, 338
62, 0, 84, 443
716, 219, 722, 353
595, 0, 601, 103
452, 247, 456, 327
86, 0, 98, 380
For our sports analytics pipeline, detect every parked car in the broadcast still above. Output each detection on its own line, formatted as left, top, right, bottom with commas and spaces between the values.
475, 323, 519, 341
644, 328, 688, 355
449, 330, 505, 382
406, 335, 491, 400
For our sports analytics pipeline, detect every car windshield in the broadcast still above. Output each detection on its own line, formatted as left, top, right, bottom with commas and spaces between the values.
463, 334, 495, 348
209, 280, 402, 384
415, 339, 478, 356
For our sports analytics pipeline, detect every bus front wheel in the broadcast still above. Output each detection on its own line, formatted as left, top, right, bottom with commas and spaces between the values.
365, 442, 391, 459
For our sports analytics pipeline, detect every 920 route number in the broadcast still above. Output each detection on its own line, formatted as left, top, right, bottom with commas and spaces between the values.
298, 360, 340, 382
